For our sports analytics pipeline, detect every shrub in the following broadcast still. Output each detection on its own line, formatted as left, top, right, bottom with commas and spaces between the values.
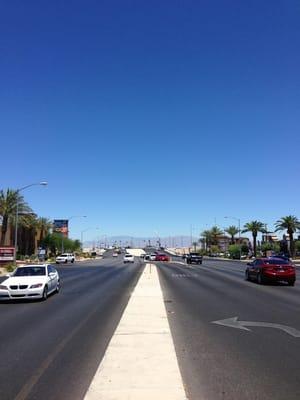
228, 244, 241, 259
5, 263, 16, 273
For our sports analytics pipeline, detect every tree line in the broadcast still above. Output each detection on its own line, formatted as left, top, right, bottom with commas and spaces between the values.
201, 216, 300, 258
0, 189, 81, 256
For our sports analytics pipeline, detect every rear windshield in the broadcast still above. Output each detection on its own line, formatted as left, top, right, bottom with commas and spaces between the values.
14, 267, 46, 276
265, 259, 289, 265
125, 254, 132, 257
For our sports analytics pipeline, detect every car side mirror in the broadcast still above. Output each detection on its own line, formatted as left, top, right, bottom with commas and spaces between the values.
5, 273, 11, 278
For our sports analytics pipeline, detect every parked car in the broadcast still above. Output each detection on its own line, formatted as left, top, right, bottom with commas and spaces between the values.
112, 252, 118, 257
245, 257, 296, 285
149, 254, 157, 261
0, 264, 60, 300
186, 253, 203, 264
123, 254, 134, 263
155, 254, 170, 262
56, 253, 75, 264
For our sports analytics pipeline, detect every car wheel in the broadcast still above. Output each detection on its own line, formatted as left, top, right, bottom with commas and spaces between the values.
288, 280, 295, 286
56, 262, 59, 264
42, 285, 48, 300
65, 259, 68, 263
71, 259, 74, 263
55, 281, 60, 293
257, 273, 265, 285
245, 270, 250, 281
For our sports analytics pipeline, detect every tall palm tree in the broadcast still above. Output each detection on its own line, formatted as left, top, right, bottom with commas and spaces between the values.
19, 214, 38, 256
242, 220, 265, 257
192, 241, 198, 252
201, 230, 212, 251
36, 217, 53, 244
210, 226, 224, 246
225, 225, 239, 244
275, 215, 300, 257
0, 189, 31, 246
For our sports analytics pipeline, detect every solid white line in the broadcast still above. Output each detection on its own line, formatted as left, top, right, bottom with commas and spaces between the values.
84, 263, 187, 400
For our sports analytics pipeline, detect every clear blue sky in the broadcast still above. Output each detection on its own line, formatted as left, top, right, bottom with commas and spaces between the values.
1, 0, 299, 241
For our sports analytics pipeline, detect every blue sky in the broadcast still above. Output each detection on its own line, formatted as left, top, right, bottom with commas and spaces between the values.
1, 0, 299, 241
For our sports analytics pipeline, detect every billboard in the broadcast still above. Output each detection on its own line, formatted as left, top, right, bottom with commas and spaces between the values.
53, 219, 69, 237
0, 247, 14, 262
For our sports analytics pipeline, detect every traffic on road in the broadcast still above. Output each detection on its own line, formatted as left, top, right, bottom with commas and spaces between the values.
0, 251, 299, 400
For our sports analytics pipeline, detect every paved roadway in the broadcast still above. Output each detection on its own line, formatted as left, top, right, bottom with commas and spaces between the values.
157, 257, 300, 400
0, 254, 143, 400
1, 255, 300, 399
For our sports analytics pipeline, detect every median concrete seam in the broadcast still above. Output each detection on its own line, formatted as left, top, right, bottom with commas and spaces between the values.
84, 263, 188, 400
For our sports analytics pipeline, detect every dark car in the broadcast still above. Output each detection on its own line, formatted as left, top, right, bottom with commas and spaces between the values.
245, 257, 296, 286
186, 253, 203, 265
155, 254, 170, 262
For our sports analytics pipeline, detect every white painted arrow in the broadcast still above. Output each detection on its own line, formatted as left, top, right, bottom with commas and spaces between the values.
212, 317, 300, 337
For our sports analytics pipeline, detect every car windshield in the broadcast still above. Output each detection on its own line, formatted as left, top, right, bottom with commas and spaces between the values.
13, 267, 46, 276
265, 259, 290, 265
60, 254, 68, 257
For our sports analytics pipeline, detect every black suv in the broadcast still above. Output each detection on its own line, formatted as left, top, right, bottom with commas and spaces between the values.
186, 253, 203, 264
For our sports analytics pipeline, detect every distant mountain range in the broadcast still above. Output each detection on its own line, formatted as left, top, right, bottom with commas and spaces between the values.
83, 235, 195, 248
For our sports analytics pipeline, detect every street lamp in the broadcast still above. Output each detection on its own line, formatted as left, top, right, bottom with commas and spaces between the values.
81, 227, 99, 251
224, 216, 241, 260
14, 181, 48, 263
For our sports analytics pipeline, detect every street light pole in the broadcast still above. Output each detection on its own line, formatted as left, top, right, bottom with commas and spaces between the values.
81, 227, 99, 251
224, 216, 241, 260
14, 181, 48, 263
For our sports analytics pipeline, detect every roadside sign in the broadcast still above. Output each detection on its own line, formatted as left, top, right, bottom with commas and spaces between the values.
0, 247, 14, 262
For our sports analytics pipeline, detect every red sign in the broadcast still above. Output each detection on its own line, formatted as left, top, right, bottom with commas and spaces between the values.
0, 247, 14, 262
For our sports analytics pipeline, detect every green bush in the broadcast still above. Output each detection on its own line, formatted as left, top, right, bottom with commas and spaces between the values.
5, 263, 16, 273
261, 242, 280, 254
228, 244, 241, 259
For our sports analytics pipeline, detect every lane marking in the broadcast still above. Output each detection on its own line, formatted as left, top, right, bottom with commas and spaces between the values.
212, 316, 300, 337
84, 263, 188, 400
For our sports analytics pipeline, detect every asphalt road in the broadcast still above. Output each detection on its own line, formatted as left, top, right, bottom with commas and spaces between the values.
0, 255, 143, 400
1, 255, 300, 400
157, 258, 300, 400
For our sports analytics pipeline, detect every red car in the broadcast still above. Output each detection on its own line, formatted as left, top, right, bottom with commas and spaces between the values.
245, 257, 296, 286
155, 254, 170, 262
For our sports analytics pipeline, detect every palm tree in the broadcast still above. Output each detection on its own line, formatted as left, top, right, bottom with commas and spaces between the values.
201, 230, 212, 251
0, 189, 31, 246
192, 241, 198, 252
18, 214, 38, 256
36, 217, 53, 244
242, 220, 266, 257
225, 225, 239, 244
210, 226, 224, 246
275, 215, 300, 257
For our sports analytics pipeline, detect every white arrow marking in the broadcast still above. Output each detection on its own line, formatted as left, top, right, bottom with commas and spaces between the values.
212, 316, 300, 337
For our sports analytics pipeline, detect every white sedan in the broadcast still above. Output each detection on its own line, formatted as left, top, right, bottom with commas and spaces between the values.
0, 264, 60, 301
123, 254, 134, 263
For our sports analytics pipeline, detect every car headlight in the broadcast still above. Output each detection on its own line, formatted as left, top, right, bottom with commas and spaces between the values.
0, 285, 8, 290
30, 283, 43, 288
